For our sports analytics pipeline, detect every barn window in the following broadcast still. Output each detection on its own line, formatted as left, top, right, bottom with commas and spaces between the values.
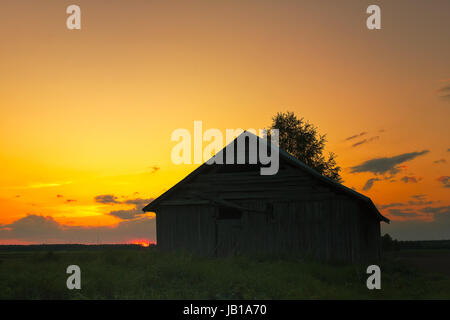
217, 206, 242, 220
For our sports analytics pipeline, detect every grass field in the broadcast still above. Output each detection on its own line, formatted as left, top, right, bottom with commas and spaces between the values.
0, 246, 449, 299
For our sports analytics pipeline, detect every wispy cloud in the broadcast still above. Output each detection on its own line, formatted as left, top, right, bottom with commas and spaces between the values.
420, 206, 450, 215
345, 132, 367, 141
362, 178, 380, 191
94, 194, 154, 220
400, 176, 422, 183
411, 194, 426, 201
94, 194, 121, 204
379, 202, 406, 210
149, 166, 160, 174
109, 197, 154, 220
10, 181, 73, 189
352, 136, 380, 148
437, 176, 450, 188
437, 84, 450, 101
388, 208, 419, 218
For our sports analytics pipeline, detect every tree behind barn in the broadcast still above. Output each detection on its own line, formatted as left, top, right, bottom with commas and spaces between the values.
269, 111, 342, 182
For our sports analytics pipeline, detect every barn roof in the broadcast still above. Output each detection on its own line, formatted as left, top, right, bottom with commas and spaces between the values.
143, 131, 389, 223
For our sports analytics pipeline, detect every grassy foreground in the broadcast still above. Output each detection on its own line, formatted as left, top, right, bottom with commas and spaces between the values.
0, 247, 449, 299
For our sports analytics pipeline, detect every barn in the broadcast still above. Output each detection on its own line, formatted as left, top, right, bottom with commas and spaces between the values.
143, 131, 389, 263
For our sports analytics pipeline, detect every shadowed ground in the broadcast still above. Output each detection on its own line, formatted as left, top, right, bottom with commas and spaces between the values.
0, 246, 449, 299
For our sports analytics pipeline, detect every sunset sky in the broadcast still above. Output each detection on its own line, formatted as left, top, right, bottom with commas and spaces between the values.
0, 0, 449, 244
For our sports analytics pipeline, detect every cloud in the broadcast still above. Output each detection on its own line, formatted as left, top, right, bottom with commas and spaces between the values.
408, 200, 434, 206
400, 176, 422, 183
107, 197, 154, 220
378, 196, 435, 209
420, 206, 450, 215
66, 199, 77, 203
437, 85, 450, 93
345, 132, 367, 141
411, 194, 426, 201
362, 178, 380, 191
56, 194, 64, 198
388, 208, 419, 218
350, 150, 429, 175
379, 202, 406, 210
123, 198, 153, 206
0, 214, 156, 244
433, 159, 446, 164
387, 205, 449, 219
15, 181, 73, 189
149, 166, 160, 174
0, 215, 62, 241
94, 194, 121, 204
351, 136, 379, 148
437, 85, 450, 100
109, 209, 143, 220
93, 194, 154, 220
437, 176, 450, 188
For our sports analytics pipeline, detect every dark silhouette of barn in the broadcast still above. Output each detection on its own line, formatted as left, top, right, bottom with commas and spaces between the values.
143, 132, 389, 262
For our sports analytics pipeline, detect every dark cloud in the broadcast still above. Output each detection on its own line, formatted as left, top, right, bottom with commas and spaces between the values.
0, 215, 62, 241
408, 200, 434, 206
419, 206, 450, 215
94, 194, 121, 204
109, 209, 143, 220
379, 202, 406, 210
93, 194, 154, 220
362, 178, 380, 191
149, 166, 160, 174
378, 197, 435, 209
123, 198, 153, 206
66, 199, 77, 203
345, 132, 367, 141
56, 194, 64, 198
400, 176, 421, 183
0, 214, 156, 244
388, 208, 419, 218
351, 136, 379, 148
350, 150, 429, 175
411, 194, 426, 201
433, 159, 446, 164
438, 85, 450, 92
437, 176, 450, 188
437, 85, 450, 100
108, 198, 154, 220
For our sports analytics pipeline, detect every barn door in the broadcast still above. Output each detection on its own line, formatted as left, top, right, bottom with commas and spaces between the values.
215, 206, 243, 256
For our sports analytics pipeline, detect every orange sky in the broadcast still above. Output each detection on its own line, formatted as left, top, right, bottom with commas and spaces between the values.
0, 0, 449, 242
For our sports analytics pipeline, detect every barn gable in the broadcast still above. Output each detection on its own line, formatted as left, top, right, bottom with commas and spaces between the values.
143, 131, 389, 224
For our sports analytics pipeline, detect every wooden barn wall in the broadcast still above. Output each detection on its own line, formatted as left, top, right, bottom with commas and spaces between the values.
156, 205, 216, 256
155, 163, 382, 262
227, 198, 365, 262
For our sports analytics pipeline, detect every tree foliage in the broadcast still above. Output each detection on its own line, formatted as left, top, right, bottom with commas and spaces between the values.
269, 111, 342, 182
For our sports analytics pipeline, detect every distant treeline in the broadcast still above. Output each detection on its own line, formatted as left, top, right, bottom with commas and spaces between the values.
382, 234, 450, 251
0, 244, 155, 252
1, 238, 449, 252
